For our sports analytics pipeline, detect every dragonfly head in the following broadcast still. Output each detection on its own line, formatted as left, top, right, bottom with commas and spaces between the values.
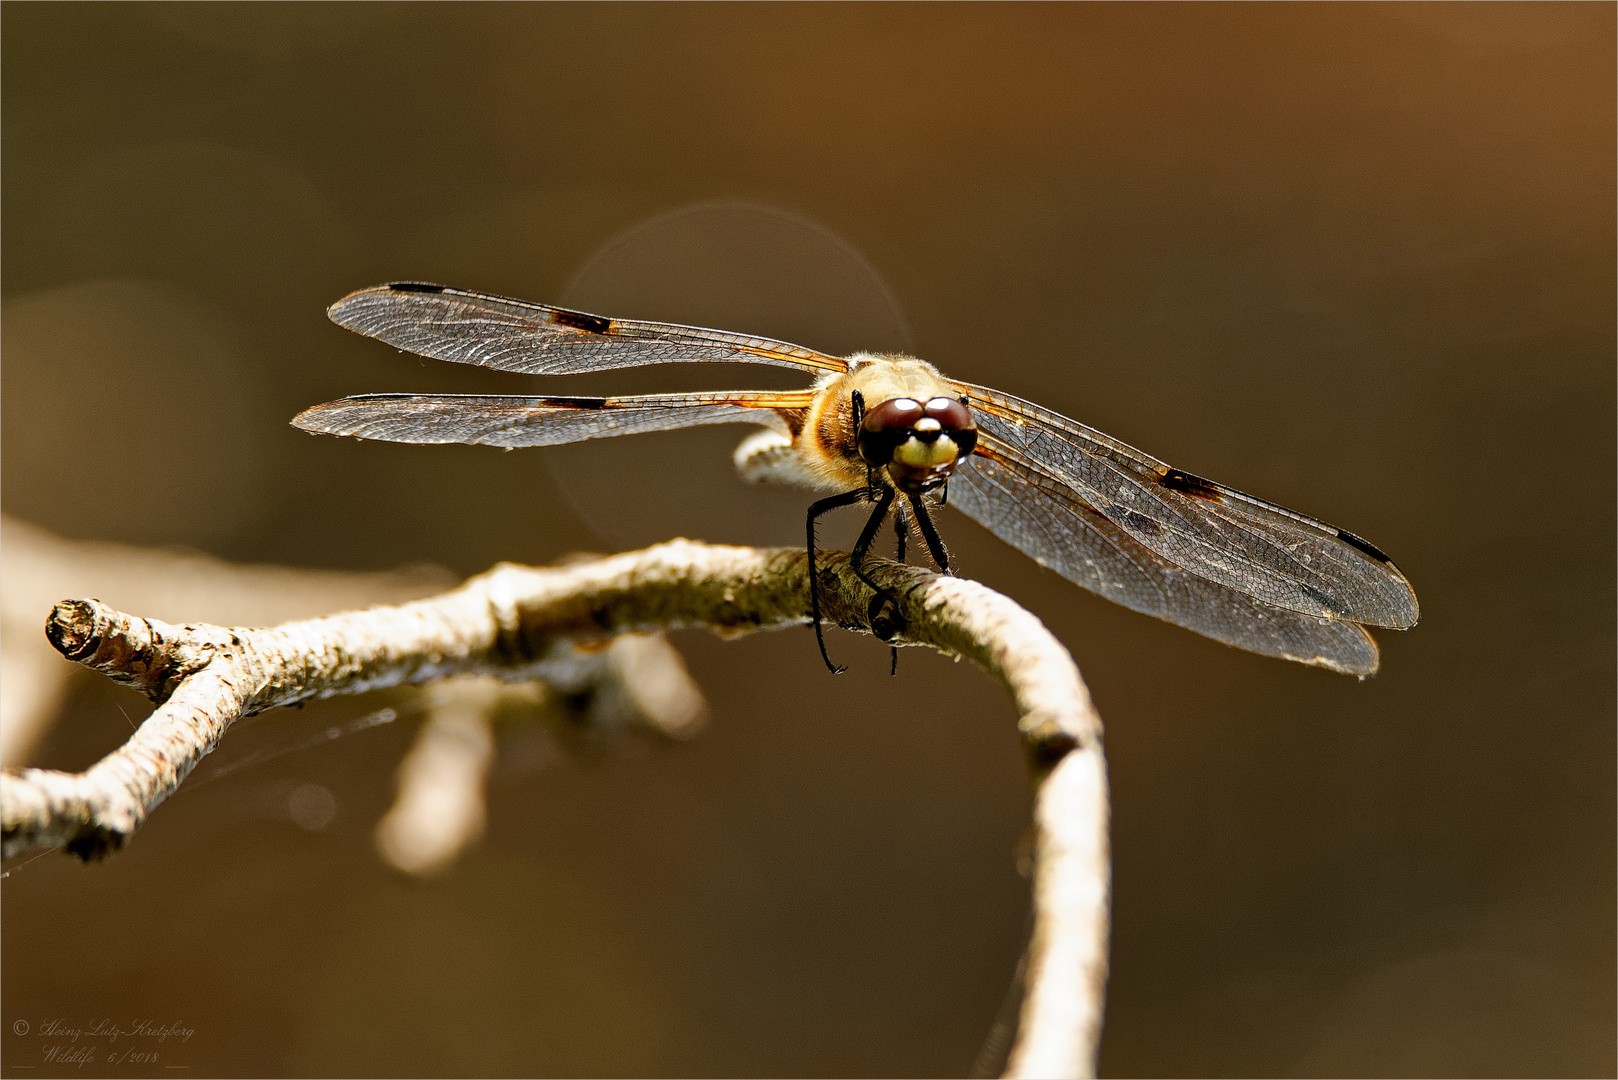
858, 395, 978, 494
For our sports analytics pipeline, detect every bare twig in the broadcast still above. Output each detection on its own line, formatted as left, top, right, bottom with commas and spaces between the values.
0, 539, 1109, 1077
2, 516, 705, 874
1005, 742, 1110, 1079
0, 513, 451, 765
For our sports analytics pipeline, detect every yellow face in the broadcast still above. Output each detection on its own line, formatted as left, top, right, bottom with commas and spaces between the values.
846, 358, 978, 494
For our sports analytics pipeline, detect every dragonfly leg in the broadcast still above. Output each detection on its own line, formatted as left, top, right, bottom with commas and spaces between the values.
889, 502, 909, 676
849, 486, 897, 596
908, 493, 951, 573
806, 487, 874, 674
851, 390, 874, 492
849, 487, 905, 655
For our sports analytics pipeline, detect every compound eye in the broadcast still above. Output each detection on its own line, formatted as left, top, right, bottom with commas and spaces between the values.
858, 398, 922, 466
923, 397, 972, 430
861, 397, 922, 433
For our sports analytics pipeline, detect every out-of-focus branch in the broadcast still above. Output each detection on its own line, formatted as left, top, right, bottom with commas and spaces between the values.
373, 676, 507, 877
0, 538, 1108, 1078
374, 634, 704, 877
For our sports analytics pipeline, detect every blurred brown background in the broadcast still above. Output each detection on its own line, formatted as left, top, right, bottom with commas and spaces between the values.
2, 4, 1612, 1077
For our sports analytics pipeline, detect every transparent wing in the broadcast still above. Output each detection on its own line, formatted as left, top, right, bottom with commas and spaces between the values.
952, 381, 1418, 630
949, 442, 1381, 675
292, 390, 815, 448
329, 283, 849, 375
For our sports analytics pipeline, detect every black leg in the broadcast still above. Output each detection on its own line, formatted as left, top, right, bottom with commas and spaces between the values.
806, 487, 873, 673
849, 486, 896, 596
889, 503, 909, 675
908, 493, 951, 573
851, 389, 873, 492
847, 488, 908, 675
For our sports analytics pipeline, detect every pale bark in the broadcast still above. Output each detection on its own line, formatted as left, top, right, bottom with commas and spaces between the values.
0, 514, 450, 765
0, 539, 1108, 1077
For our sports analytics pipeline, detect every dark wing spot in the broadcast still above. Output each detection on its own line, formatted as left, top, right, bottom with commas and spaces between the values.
1336, 528, 1394, 565
1300, 583, 1349, 617
387, 282, 447, 294
543, 396, 608, 409
1161, 468, 1224, 501
550, 308, 612, 334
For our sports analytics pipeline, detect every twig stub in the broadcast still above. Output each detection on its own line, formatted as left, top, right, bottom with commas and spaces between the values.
44, 599, 232, 703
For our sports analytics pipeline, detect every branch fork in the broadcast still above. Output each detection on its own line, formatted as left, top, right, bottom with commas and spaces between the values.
1, 539, 1109, 1078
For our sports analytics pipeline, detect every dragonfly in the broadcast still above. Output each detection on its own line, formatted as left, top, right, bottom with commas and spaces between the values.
294, 283, 1419, 676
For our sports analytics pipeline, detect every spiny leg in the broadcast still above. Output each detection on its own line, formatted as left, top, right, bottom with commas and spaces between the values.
847, 486, 906, 673
908, 493, 952, 573
849, 486, 897, 597
806, 487, 873, 674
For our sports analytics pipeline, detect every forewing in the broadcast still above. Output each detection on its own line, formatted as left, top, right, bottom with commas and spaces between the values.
952, 381, 1418, 629
329, 283, 848, 375
292, 390, 814, 449
949, 443, 1381, 675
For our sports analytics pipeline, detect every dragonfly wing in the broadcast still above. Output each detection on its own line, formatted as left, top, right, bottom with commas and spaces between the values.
953, 382, 1418, 630
330, 283, 849, 375
292, 391, 813, 449
949, 444, 1381, 675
